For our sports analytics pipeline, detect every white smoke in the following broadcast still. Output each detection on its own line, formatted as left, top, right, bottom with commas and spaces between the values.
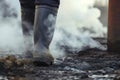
57, 0, 107, 37
0, 0, 107, 59
96, 0, 108, 6
50, 0, 107, 58
0, 0, 25, 54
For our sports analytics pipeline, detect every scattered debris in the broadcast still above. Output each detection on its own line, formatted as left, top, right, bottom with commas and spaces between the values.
0, 38, 120, 80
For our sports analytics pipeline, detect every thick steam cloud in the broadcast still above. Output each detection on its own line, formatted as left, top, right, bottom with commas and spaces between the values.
0, 0, 107, 59
0, 0, 25, 54
50, 0, 107, 58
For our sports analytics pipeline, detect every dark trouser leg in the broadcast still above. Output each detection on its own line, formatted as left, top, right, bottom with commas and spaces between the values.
19, 0, 35, 35
33, 0, 60, 66
35, 0, 60, 8
19, 0, 35, 57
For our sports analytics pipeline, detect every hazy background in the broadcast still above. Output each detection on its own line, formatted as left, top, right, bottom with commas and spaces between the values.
51, 0, 108, 58
0, 0, 108, 59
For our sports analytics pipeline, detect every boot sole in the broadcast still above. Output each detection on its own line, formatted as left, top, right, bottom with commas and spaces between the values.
32, 58, 53, 67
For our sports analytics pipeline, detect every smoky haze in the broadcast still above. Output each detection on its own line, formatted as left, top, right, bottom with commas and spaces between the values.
0, 0, 107, 59
0, 0, 25, 55
50, 0, 107, 58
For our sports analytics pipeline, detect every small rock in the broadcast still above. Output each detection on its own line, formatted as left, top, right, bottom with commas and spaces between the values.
114, 76, 120, 80
103, 67, 114, 73
0, 62, 7, 75
77, 62, 91, 70
80, 73, 89, 79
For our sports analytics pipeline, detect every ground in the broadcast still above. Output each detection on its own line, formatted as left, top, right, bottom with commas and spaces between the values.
0, 38, 120, 80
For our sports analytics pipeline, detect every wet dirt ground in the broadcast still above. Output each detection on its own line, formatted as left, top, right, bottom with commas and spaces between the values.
0, 38, 120, 80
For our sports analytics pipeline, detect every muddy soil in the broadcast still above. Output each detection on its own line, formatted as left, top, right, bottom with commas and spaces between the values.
0, 38, 120, 80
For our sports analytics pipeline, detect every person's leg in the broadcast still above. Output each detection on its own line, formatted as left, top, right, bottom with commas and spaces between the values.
35, 0, 60, 8
19, 0, 35, 58
33, 0, 60, 66
19, 0, 35, 35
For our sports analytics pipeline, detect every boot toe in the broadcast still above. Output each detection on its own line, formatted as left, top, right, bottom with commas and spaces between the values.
33, 57, 53, 66
32, 52, 54, 67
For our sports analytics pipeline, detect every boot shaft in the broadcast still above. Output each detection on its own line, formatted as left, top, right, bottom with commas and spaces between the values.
34, 5, 58, 52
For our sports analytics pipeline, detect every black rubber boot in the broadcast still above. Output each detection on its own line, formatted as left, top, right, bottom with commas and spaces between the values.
33, 5, 58, 66
21, 7, 35, 58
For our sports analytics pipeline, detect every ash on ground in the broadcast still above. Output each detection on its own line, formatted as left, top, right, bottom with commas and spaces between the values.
0, 38, 120, 80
